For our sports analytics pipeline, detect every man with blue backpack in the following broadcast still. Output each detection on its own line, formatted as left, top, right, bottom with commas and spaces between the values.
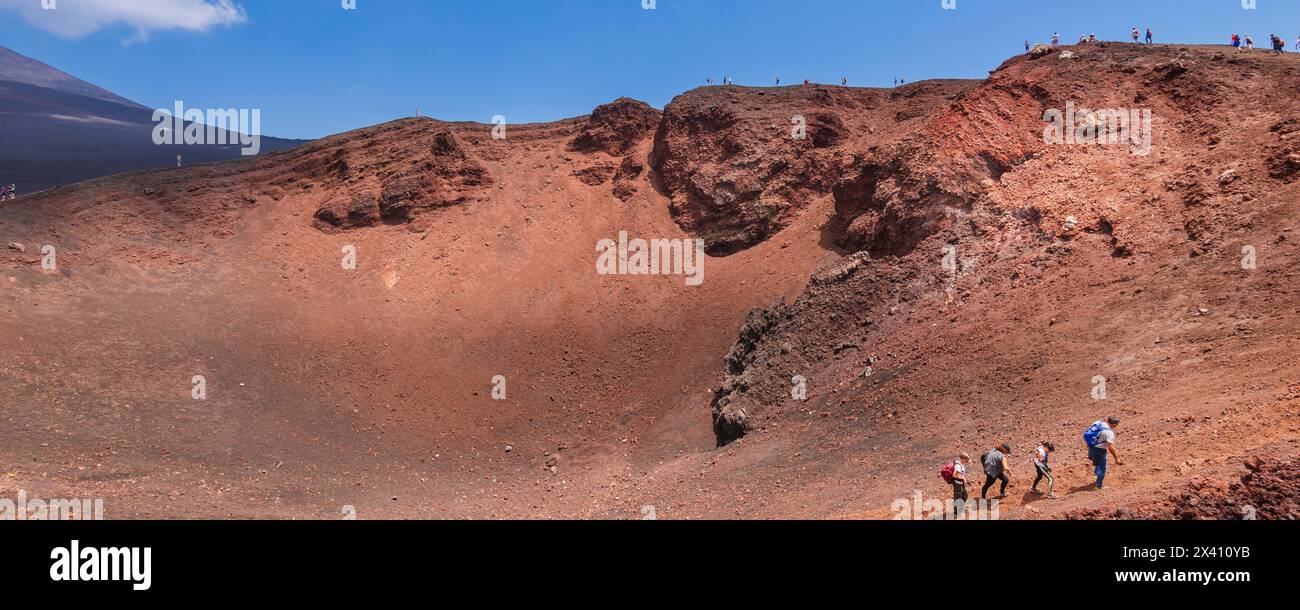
1084, 417, 1123, 490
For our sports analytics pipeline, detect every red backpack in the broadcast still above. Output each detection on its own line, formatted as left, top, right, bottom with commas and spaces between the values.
940, 462, 957, 484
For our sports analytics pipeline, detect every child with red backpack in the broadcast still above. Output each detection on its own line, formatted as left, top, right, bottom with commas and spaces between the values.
941, 453, 972, 516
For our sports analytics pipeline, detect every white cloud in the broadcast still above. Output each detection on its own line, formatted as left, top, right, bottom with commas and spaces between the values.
2, 0, 247, 41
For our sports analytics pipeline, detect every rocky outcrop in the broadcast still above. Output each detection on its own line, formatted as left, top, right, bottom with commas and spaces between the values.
648, 82, 980, 256
569, 98, 662, 156
314, 192, 381, 229
649, 90, 851, 255
711, 305, 786, 446
612, 156, 645, 201
1068, 456, 1300, 520
313, 128, 493, 229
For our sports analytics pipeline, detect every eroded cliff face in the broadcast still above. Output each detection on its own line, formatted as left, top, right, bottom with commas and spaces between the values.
649, 82, 976, 255
313, 128, 494, 230
707, 43, 1300, 462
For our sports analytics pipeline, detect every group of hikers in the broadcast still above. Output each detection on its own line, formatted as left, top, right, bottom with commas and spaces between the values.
1039, 28, 1152, 48
0, 184, 15, 201
1231, 33, 1297, 53
1035, 29, 1300, 54
942, 417, 1123, 511
716, 76, 857, 87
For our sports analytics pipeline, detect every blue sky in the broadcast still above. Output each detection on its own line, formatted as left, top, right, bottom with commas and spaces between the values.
3, 0, 1299, 139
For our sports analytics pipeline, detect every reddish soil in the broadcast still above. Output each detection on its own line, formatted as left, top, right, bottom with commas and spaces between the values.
1066, 455, 1299, 520
1, 43, 1296, 519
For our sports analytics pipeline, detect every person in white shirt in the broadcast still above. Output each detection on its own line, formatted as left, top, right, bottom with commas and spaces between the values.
1089, 417, 1123, 490
1031, 441, 1058, 499
951, 452, 971, 516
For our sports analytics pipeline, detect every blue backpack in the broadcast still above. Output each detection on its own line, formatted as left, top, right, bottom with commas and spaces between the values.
1083, 421, 1108, 448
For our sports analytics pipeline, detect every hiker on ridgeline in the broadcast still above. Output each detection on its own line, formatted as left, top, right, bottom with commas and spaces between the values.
980, 443, 1012, 500
1079, 34, 1088, 45
1146, 28, 1153, 44
1084, 417, 1123, 491
841, 77, 848, 86
1089, 33, 1098, 43
775, 76, 780, 86
0, 184, 13, 201
1131, 28, 1140, 43
1232, 33, 1241, 49
1030, 441, 1058, 499
1295, 35, 1300, 51
1025, 40, 1031, 52
176, 153, 183, 167
1051, 32, 1060, 46
1244, 34, 1254, 51
942, 452, 972, 516
1272, 34, 1286, 54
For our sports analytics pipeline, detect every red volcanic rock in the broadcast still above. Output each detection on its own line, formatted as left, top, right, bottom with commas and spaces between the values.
309, 128, 493, 228
612, 156, 645, 201
314, 192, 381, 229
650, 83, 974, 255
1068, 456, 1300, 520
569, 97, 661, 156
572, 164, 617, 186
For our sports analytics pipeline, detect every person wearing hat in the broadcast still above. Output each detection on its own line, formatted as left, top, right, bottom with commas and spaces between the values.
1089, 417, 1123, 490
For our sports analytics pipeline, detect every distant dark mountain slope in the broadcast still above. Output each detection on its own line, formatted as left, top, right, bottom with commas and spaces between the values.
0, 44, 142, 107
0, 45, 308, 193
